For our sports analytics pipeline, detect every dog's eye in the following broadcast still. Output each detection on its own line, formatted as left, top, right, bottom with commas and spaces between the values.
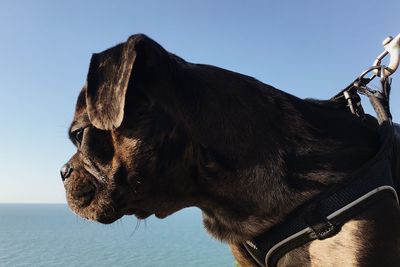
72, 128, 84, 145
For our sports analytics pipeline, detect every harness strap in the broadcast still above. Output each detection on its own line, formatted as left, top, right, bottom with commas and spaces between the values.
243, 76, 398, 267
243, 160, 398, 267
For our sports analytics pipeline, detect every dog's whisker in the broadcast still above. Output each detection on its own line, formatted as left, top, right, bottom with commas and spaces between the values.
129, 219, 142, 237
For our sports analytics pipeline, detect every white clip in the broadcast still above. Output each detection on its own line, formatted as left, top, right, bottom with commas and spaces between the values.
373, 33, 400, 77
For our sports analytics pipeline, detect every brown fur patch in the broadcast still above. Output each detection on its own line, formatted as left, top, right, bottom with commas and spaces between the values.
308, 220, 363, 267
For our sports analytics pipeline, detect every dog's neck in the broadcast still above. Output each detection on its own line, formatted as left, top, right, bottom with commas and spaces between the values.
152, 62, 381, 231
172, 71, 380, 238
148, 61, 399, 265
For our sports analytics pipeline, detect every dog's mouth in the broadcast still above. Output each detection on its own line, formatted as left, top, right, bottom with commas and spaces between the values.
65, 174, 156, 223
64, 160, 186, 224
64, 168, 117, 222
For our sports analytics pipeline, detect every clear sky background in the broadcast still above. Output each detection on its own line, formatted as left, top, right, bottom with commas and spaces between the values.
0, 0, 399, 203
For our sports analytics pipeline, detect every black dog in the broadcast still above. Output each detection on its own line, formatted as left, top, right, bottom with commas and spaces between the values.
62, 34, 400, 266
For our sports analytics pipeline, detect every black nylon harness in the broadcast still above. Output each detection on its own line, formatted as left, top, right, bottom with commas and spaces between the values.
242, 76, 399, 267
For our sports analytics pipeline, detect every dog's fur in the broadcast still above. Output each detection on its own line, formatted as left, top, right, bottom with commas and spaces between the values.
63, 34, 400, 266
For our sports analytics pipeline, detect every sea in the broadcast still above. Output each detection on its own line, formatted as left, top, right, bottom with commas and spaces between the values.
0, 204, 234, 267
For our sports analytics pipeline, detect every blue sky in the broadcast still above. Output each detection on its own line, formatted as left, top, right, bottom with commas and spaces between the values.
0, 0, 399, 203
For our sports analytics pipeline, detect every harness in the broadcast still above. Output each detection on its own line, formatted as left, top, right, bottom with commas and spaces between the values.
242, 34, 400, 267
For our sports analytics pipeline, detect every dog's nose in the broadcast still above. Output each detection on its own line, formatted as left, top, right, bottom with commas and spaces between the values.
60, 164, 73, 182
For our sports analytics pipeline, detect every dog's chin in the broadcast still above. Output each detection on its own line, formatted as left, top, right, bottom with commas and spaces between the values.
89, 208, 172, 222
127, 208, 177, 220
96, 213, 123, 224
124, 205, 182, 220
67, 202, 119, 224
66, 191, 123, 224
71, 203, 154, 224
125, 208, 152, 220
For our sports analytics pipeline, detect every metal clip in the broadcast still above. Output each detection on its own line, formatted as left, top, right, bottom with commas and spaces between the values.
373, 34, 400, 77
343, 90, 364, 118
343, 91, 356, 115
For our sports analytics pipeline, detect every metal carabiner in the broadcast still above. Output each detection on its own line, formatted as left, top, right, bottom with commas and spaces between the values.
373, 34, 400, 77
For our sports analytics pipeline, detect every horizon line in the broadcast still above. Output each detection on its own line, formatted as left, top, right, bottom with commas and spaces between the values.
0, 202, 67, 204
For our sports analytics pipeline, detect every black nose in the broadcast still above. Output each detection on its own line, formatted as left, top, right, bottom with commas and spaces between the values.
60, 164, 73, 182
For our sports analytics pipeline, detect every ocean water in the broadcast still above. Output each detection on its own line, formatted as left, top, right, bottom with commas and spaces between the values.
0, 204, 234, 267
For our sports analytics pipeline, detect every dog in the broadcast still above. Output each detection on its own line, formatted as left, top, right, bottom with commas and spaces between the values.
61, 34, 400, 266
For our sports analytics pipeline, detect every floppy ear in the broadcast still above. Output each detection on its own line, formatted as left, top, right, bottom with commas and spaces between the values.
85, 34, 168, 130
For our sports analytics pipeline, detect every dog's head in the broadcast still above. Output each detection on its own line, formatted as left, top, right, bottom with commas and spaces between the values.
62, 34, 301, 242
62, 34, 204, 223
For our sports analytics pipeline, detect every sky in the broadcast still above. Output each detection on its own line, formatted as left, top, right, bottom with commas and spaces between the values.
0, 0, 399, 203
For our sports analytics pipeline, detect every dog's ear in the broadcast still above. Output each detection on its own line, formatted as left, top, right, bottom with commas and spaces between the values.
85, 34, 169, 130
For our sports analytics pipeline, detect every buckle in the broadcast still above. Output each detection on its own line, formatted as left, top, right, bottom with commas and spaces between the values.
304, 209, 338, 240
309, 218, 336, 240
